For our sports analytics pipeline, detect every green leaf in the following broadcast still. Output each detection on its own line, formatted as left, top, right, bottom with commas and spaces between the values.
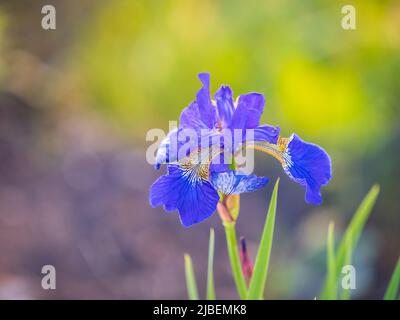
224, 222, 247, 299
384, 257, 400, 300
335, 185, 380, 276
340, 234, 353, 300
184, 254, 199, 300
326, 221, 337, 300
320, 184, 380, 298
247, 178, 279, 300
207, 228, 216, 300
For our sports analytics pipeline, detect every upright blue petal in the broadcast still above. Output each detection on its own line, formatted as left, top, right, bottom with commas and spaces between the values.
149, 165, 219, 227
196, 73, 217, 129
180, 101, 211, 129
230, 93, 265, 129
214, 85, 235, 127
211, 170, 268, 195
283, 134, 332, 204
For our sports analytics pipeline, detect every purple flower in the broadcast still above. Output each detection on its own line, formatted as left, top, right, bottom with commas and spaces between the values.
150, 73, 332, 227
154, 73, 280, 169
150, 149, 268, 227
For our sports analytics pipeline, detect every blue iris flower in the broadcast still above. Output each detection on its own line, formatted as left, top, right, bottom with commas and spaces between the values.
245, 134, 332, 205
150, 73, 332, 227
154, 73, 280, 170
150, 155, 268, 227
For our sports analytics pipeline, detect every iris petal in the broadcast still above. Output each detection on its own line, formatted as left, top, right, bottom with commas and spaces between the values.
156, 126, 223, 168
154, 128, 179, 170
195, 73, 217, 129
230, 93, 265, 129
154, 127, 200, 167
209, 152, 229, 173
149, 164, 219, 227
215, 85, 235, 127
253, 124, 280, 144
180, 101, 211, 129
211, 170, 269, 195
283, 134, 332, 204
151, 73, 333, 228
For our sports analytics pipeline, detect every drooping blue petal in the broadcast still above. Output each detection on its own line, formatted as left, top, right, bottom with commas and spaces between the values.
230, 93, 265, 130
149, 164, 219, 227
283, 134, 332, 204
211, 170, 269, 195
177, 179, 219, 227
214, 85, 235, 127
195, 73, 217, 129
150, 166, 180, 210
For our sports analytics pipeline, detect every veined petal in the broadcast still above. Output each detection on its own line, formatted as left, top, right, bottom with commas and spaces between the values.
209, 151, 231, 173
155, 127, 222, 167
235, 134, 331, 204
196, 73, 217, 129
253, 124, 280, 144
227, 124, 280, 154
149, 164, 219, 227
230, 93, 265, 129
180, 101, 210, 129
215, 85, 234, 127
154, 127, 200, 167
211, 170, 268, 195
154, 128, 179, 170
177, 179, 219, 227
282, 134, 332, 204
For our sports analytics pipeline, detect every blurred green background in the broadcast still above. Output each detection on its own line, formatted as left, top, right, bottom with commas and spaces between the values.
0, 0, 398, 299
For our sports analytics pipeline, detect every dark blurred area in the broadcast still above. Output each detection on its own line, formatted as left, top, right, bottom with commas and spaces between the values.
0, 0, 398, 299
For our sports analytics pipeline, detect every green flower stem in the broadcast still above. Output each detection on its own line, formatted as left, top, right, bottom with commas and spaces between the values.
207, 228, 216, 300
223, 221, 247, 299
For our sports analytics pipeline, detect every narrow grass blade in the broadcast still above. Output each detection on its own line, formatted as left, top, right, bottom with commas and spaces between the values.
326, 221, 337, 300
224, 222, 247, 299
335, 185, 380, 276
207, 228, 216, 300
340, 233, 353, 300
384, 257, 400, 300
247, 178, 279, 300
320, 184, 380, 298
184, 254, 199, 300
